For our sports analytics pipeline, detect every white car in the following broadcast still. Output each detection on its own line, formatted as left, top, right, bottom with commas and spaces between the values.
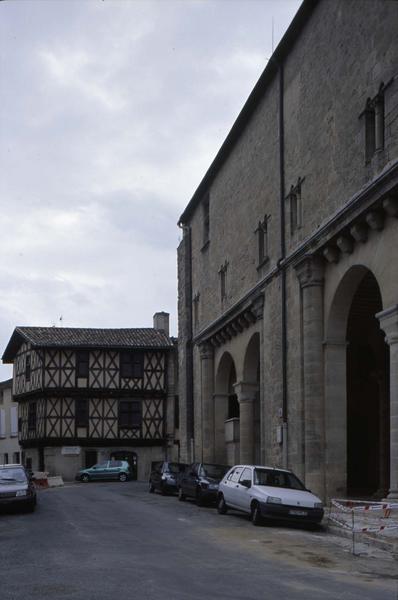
217, 464, 324, 526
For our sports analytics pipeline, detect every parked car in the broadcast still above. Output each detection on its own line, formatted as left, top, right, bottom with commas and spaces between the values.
217, 464, 324, 526
0, 464, 37, 512
178, 462, 230, 506
149, 461, 188, 495
76, 460, 131, 482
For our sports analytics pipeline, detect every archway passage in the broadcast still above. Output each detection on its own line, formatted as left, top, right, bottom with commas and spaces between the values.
346, 272, 389, 496
215, 352, 238, 464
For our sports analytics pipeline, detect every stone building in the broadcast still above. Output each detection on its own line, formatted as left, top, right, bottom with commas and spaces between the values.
0, 378, 21, 465
2, 313, 179, 481
177, 0, 398, 501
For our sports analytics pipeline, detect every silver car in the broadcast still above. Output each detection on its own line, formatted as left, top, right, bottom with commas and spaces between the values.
217, 464, 324, 526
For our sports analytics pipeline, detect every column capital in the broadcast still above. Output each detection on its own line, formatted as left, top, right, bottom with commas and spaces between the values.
233, 381, 258, 403
376, 304, 398, 344
199, 342, 214, 359
294, 254, 324, 288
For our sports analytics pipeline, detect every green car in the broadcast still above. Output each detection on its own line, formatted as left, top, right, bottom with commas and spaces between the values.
76, 460, 131, 483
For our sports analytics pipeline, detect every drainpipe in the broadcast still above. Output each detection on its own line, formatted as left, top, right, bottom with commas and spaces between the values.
278, 62, 288, 468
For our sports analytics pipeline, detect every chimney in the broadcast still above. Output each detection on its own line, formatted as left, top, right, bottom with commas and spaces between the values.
153, 312, 170, 336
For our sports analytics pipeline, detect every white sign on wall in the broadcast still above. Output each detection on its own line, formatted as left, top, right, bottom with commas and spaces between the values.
61, 446, 81, 456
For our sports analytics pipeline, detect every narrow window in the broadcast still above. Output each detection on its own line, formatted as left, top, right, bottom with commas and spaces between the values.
4, 453, 8, 464
364, 84, 385, 163
287, 177, 304, 235
13, 452, 20, 464
76, 350, 89, 378
120, 351, 144, 379
193, 293, 200, 329
28, 402, 37, 431
256, 215, 269, 265
365, 98, 376, 162
374, 91, 385, 151
75, 398, 89, 428
174, 395, 180, 429
25, 355, 31, 382
202, 194, 210, 246
219, 262, 228, 302
119, 400, 142, 429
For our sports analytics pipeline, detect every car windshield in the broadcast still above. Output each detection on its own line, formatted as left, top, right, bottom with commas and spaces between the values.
167, 463, 186, 474
253, 468, 306, 491
202, 464, 229, 479
0, 468, 27, 483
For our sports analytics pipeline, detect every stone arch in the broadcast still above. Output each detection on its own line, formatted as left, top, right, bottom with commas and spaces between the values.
325, 264, 389, 498
214, 352, 239, 464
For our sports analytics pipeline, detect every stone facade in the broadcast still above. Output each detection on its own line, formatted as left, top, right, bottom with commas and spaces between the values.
0, 378, 22, 464
178, 0, 398, 500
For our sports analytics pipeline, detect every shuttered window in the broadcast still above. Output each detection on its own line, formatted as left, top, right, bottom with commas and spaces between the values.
119, 400, 141, 429
120, 351, 144, 379
75, 399, 89, 428
76, 351, 89, 378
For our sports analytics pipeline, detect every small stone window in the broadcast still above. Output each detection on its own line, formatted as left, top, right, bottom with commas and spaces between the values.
364, 84, 385, 163
219, 261, 228, 302
193, 292, 200, 329
287, 177, 304, 235
256, 215, 269, 266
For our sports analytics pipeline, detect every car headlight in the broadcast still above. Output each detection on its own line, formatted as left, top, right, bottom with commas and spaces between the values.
16, 490, 27, 497
314, 502, 323, 509
266, 496, 282, 504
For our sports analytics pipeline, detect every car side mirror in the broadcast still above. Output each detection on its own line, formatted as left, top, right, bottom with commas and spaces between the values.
241, 480, 251, 488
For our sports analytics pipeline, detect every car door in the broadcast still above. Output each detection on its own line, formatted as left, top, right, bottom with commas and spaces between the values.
235, 467, 253, 513
108, 460, 121, 480
91, 461, 109, 480
222, 466, 244, 509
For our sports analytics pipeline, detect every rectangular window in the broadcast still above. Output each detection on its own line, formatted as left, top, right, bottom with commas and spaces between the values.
4, 453, 8, 464
256, 216, 269, 265
288, 177, 304, 235
363, 85, 385, 163
219, 262, 228, 302
193, 293, 200, 329
75, 398, 89, 428
25, 355, 31, 382
13, 452, 20, 464
76, 351, 89, 378
28, 402, 37, 431
119, 400, 142, 429
120, 351, 144, 379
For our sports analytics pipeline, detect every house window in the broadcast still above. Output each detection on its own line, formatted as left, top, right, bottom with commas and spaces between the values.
4, 453, 8, 464
120, 351, 144, 379
364, 84, 385, 163
76, 350, 89, 378
256, 215, 269, 265
25, 355, 31, 382
28, 402, 37, 431
219, 262, 228, 302
202, 194, 210, 246
75, 398, 89, 428
119, 400, 142, 429
13, 452, 20, 464
287, 177, 304, 235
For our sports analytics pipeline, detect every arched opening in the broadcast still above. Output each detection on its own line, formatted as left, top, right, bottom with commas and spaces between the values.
243, 333, 261, 464
215, 352, 238, 464
325, 266, 389, 498
346, 272, 389, 496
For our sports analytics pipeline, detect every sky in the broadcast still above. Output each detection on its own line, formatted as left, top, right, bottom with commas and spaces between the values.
0, 0, 301, 378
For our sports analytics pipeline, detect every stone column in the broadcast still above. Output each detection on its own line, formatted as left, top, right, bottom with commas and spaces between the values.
199, 342, 215, 462
234, 381, 258, 464
377, 305, 398, 499
295, 255, 325, 498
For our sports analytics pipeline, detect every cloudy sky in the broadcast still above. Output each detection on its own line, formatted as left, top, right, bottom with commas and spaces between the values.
0, 0, 300, 378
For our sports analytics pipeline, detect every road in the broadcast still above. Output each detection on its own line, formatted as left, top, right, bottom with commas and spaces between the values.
0, 481, 396, 600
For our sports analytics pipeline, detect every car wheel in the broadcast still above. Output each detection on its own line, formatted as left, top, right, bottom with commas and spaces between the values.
81, 474, 90, 483
251, 502, 262, 526
119, 473, 128, 482
217, 494, 228, 515
196, 488, 206, 507
149, 481, 155, 493
178, 487, 186, 501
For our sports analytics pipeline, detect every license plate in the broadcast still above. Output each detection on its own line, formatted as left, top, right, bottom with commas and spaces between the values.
289, 509, 307, 516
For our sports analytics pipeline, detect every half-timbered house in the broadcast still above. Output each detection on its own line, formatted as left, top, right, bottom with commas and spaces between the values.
2, 313, 178, 481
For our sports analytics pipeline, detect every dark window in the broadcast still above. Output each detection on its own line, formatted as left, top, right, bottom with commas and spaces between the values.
193, 293, 200, 329
28, 402, 36, 431
18, 417, 22, 433
25, 355, 31, 382
85, 450, 97, 468
119, 400, 142, 429
364, 84, 385, 163
120, 351, 144, 379
174, 395, 180, 429
219, 262, 228, 302
76, 351, 89, 378
26, 457, 32, 471
13, 452, 20, 463
228, 394, 239, 419
287, 177, 304, 235
239, 468, 252, 485
75, 398, 89, 428
4, 453, 8, 464
203, 194, 210, 245
256, 216, 269, 265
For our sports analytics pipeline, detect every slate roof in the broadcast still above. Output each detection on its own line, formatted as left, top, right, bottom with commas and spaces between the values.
2, 326, 174, 363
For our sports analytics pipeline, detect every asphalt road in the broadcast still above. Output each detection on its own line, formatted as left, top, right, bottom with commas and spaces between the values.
0, 481, 397, 600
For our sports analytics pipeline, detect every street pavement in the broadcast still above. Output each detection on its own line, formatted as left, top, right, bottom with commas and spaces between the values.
0, 481, 397, 600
